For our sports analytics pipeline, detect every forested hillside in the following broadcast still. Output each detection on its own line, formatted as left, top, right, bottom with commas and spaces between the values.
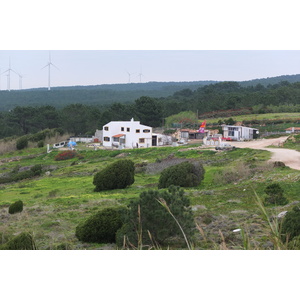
1, 76, 300, 139
0, 81, 217, 111
1, 74, 300, 111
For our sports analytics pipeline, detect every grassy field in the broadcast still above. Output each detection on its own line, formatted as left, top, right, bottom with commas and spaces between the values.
205, 112, 300, 124
1, 140, 300, 250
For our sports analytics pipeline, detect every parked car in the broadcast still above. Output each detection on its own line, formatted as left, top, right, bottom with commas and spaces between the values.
215, 143, 236, 150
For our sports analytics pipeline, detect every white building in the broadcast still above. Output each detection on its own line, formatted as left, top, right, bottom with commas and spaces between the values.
222, 125, 259, 141
102, 118, 153, 149
286, 127, 300, 134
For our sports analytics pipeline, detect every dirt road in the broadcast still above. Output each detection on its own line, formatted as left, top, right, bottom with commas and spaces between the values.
230, 136, 300, 170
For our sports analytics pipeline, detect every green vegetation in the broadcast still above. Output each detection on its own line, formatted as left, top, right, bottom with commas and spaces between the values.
16, 136, 28, 150
0, 232, 36, 250
116, 185, 195, 249
76, 207, 125, 243
282, 134, 300, 151
8, 200, 24, 214
0, 132, 300, 250
264, 183, 287, 206
93, 159, 135, 192
281, 206, 300, 244
158, 161, 205, 189
0, 164, 43, 184
2, 77, 300, 140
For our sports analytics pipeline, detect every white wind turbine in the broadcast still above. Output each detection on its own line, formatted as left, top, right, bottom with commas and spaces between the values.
42, 52, 59, 90
137, 67, 145, 83
1, 58, 18, 91
126, 70, 135, 83
17, 73, 26, 90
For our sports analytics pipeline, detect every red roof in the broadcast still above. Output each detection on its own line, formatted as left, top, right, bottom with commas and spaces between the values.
286, 127, 300, 131
112, 134, 125, 138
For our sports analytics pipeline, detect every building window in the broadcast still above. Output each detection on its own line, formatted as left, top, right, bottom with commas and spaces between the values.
139, 138, 145, 143
136, 129, 140, 133
121, 127, 124, 131
143, 129, 150, 133
113, 137, 119, 142
228, 127, 237, 137
104, 137, 110, 141
104, 126, 109, 131
127, 128, 130, 132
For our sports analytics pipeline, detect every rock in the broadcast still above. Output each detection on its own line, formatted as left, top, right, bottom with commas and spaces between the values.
192, 205, 207, 211
277, 211, 288, 219
116, 153, 128, 158
273, 161, 285, 168
227, 199, 241, 204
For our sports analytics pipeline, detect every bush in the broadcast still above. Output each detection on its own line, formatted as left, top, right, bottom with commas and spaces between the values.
8, 200, 23, 214
287, 235, 300, 250
75, 207, 125, 243
37, 140, 44, 148
93, 159, 135, 192
116, 185, 195, 248
281, 206, 300, 242
0, 232, 36, 250
0, 164, 43, 184
54, 150, 77, 161
264, 183, 287, 206
273, 161, 285, 168
30, 164, 43, 176
158, 161, 205, 189
16, 136, 28, 150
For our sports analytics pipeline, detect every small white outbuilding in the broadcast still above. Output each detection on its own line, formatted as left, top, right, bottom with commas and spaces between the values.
222, 125, 259, 141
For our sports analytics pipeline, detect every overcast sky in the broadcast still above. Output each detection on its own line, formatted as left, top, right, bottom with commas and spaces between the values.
1, 50, 300, 90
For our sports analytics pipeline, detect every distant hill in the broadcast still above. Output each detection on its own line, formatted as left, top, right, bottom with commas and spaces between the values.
0, 81, 217, 111
239, 74, 300, 87
1, 74, 300, 111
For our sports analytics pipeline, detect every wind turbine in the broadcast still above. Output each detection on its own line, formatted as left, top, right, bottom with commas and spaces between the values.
126, 70, 135, 83
17, 73, 25, 90
1, 58, 18, 91
42, 52, 59, 91
137, 67, 145, 83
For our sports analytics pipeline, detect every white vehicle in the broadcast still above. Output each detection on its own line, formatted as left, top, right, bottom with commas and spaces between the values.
215, 143, 236, 151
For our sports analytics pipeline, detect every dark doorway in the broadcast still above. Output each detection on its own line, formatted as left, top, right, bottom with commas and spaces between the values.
152, 135, 157, 146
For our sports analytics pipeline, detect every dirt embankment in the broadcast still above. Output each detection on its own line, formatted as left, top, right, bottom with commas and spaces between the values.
230, 137, 300, 170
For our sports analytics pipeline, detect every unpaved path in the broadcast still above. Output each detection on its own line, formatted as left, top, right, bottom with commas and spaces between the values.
229, 136, 300, 170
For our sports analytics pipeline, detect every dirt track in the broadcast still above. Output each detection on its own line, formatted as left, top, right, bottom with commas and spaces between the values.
229, 136, 300, 170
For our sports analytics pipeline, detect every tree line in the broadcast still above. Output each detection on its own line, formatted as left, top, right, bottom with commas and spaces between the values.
1, 80, 300, 139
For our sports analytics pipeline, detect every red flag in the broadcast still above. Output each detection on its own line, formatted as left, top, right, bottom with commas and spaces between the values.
198, 120, 206, 133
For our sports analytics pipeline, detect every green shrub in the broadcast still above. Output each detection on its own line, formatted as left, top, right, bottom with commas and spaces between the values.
30, 164, 43, 176
264, 183, 287, 206
0, 232, 36, 250
281, 206, 300, 242
116, 185, 195, 248
0, 164, 43, 184
93, 159, 135, 192
37, 140, 44, 148
158, 161, 205, 189
8, 200, 24, 214
287, 235, 300, 250
75, 207, 125, 244
16, 136, 28, 150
